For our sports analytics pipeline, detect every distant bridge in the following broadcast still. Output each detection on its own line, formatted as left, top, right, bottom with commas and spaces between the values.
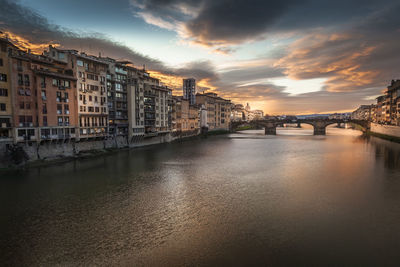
230, 119, 370, 135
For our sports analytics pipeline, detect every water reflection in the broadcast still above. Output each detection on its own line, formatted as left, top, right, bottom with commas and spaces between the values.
1, 128, 400, 266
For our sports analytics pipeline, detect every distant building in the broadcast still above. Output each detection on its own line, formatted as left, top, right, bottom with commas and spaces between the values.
351, 105, 373, 121
328, 113, 351, 120
242, 103, 264, 121
231, 104, 245, 121
373, 80, 400, 125
183, 78, 196, 105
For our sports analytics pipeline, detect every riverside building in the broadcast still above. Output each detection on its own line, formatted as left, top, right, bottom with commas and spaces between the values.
45, 46, 108, 139
0, 37, 15, 142
196, 92, 231, 131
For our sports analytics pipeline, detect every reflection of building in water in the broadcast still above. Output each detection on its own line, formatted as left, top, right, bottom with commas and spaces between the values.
371, 136, 400, 170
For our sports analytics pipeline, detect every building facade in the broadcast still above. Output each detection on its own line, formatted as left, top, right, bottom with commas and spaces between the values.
0, 37, 14, 141
373, 80, 400, 126
46, 46, 108, 139
196, 92, 231, 131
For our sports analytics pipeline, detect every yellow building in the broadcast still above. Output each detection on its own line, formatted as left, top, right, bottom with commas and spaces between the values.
172, 96, 199, 134
196, 92, 231, 131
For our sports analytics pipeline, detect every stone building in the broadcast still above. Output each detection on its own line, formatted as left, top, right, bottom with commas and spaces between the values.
183, 78, 196, 105
100, 57, 129, 136
171, 96, 200, 133
374, 80, 400, 125
127, 68, 171, 138
351, 105, 373, 121
196, 92, 231, 131
231, 104, 245, 121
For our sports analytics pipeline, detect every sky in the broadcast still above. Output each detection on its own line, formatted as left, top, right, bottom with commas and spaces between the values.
1, 0, 400, 114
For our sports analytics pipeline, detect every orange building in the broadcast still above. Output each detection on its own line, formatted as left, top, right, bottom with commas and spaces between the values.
9, 48, 78, 142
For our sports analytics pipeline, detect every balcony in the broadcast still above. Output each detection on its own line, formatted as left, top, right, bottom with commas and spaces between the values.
19, 122, 33, 127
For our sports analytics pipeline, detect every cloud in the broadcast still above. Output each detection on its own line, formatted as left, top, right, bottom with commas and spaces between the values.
275, 3, 400, 92
0, 0, 219, 88
130, 0, 398, 50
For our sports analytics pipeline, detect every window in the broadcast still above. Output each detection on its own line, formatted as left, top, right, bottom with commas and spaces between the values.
89, 95, 92, 101
42, 104, 47, 114
19, 102, 24, 109
25, 89, 31, 96
18, 88, 24, 95
64, 104, 69, 114
94, 96, 97, 102
58, 52, 65, 60
56, 91, 61, 102
0, 73, 8, 82
0, 103, 5, 111
0, 88, 7, 96
25, 102, 31, 109
43, 116, 47, 126
57, 104, 62, 114
52, 79, 58, 86
65, 117, 69, 125
77, 60, 84, 67
41, 90, 46, 100
64, 80, 70, 88
0, 58, 3, 66
58, 117, 63, 125
24, 75, 30, 86
95, 107, 99, 112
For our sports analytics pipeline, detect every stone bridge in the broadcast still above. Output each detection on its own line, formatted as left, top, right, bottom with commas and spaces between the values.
230, 119, 370, 135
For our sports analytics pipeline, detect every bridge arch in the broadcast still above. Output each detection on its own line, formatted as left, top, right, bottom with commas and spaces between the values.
230, 119, 370, 136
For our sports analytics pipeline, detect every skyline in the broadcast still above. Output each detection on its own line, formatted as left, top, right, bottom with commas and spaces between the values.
1, 0, 399, 114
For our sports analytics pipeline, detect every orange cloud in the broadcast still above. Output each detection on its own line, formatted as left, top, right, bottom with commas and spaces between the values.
1, 31, 59, 53
275, 32, 380, 92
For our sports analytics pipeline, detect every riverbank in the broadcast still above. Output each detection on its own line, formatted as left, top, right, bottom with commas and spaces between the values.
0, 129, 231, 169
369, 123, 400, 143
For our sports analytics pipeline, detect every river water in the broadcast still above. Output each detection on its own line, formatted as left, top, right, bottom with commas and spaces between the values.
1, 126, 400, 266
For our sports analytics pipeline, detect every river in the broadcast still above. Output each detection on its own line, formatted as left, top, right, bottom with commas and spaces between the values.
1, 126, 400, 266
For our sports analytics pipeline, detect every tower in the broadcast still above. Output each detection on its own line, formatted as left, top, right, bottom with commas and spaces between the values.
183, 78, 196, 105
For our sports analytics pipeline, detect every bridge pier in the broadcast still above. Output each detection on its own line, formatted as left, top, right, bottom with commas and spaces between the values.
264, 122, 277, 135
313, 127, 326, 135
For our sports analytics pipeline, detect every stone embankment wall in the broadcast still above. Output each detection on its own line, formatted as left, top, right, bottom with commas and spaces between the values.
371, 123, 400, 138
0, 131, 204, 168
